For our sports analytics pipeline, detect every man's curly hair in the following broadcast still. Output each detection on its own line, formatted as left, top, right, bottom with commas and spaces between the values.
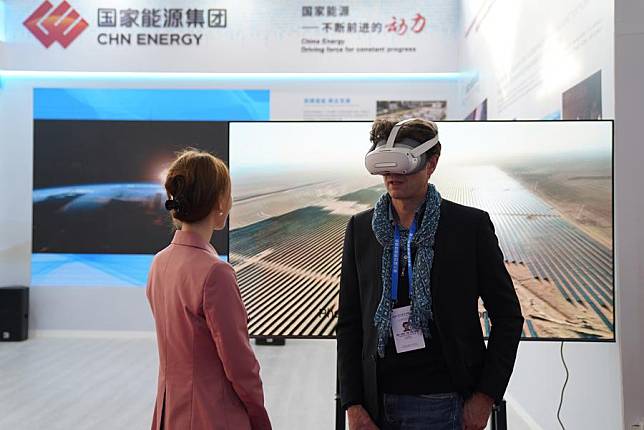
369, 118, 441, 159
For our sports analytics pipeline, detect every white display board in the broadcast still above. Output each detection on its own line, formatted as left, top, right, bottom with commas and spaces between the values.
2, 0, 459, 72
460, 0, 614, 120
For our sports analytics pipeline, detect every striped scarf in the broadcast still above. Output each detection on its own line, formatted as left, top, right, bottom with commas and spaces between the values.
372, 184, 441, 357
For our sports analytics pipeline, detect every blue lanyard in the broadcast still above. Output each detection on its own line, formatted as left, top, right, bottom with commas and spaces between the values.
390, 219, 417, 302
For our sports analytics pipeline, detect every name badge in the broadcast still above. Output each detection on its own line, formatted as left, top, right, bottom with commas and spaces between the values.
391, 305, 425, 353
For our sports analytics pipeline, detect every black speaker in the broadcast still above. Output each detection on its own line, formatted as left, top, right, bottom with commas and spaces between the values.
0, 286, 29, 341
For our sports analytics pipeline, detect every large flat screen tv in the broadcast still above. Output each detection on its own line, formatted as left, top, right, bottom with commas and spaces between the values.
30, 87, 269, 287
32, 119, 229, 286
229, 120, 614, 341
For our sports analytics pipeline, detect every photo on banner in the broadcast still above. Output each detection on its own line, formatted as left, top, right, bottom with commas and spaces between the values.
31, 88, 270, 287
376, 100, 448, 121
562, 70, 603, 120
229, 121, 614, 341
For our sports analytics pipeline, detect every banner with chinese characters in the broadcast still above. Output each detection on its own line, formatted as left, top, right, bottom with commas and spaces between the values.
2, 0, 459, 72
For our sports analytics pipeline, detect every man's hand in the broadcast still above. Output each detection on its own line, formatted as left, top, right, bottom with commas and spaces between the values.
347, 405, 379, 430
463, 392, 495, 430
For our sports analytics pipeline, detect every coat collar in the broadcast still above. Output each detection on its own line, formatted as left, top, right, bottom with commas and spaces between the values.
171, 230, 217, 255
431, 200, 447, 298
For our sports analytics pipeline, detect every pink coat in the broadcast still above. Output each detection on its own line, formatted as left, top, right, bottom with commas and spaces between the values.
146, 230, 271, 430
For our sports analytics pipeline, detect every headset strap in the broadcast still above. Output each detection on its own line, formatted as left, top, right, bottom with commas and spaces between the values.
410, 135, 440, 157
384, 118, 417, 148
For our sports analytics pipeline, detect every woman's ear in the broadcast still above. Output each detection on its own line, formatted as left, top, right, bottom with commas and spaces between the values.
214, 195, 226, 216
209, 202, 221, 220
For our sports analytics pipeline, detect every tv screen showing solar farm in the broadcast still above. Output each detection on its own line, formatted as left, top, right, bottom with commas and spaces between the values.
229, 121, 614, 340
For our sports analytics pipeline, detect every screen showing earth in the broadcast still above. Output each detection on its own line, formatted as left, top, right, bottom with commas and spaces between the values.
33, 120, 229, 255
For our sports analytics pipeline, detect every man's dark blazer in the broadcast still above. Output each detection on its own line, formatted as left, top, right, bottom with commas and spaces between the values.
337, 198, 524, 421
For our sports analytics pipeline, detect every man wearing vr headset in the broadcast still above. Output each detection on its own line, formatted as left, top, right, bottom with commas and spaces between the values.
337, 118, 523, 430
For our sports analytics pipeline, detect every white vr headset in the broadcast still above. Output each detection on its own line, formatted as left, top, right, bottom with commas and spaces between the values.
365, 118, 440, 175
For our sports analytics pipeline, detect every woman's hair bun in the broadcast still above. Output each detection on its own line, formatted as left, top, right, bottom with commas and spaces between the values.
165, 199, 180, 211
163, 149, 230, 224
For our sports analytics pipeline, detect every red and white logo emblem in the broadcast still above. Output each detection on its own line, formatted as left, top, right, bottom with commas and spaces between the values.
24, 1, 89, 48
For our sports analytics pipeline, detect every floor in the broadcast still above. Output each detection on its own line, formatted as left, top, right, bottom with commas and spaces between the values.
0, 335, 336, 430
0, 334, 533, 430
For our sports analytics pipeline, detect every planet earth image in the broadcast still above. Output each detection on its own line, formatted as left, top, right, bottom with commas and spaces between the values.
32, 183, 228, 254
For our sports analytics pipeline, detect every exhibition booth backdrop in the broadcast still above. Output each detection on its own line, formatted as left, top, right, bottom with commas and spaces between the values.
1, 0, 634, 428
0, 0, 614, 121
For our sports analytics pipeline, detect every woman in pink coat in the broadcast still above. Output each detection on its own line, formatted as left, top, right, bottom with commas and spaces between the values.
146, 149, 271, 430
